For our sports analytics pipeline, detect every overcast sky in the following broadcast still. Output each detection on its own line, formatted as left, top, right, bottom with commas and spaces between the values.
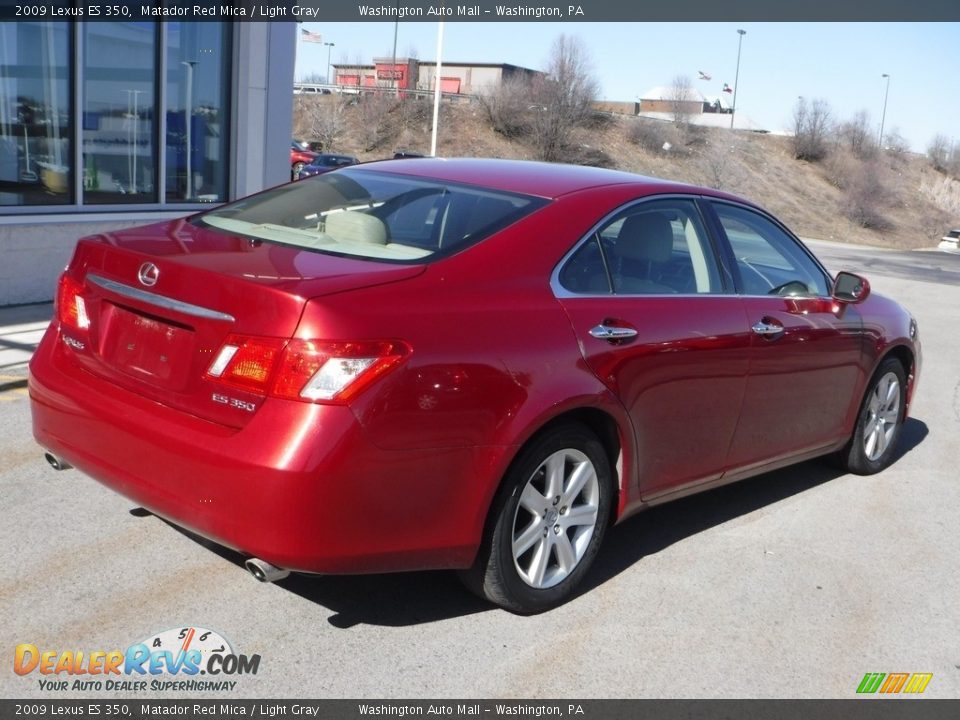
295, 21, 959, 153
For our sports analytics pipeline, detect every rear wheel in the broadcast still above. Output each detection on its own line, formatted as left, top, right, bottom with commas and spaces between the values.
462, 424, 612, 613
840, 357, 907, 475
291, 162, 305, 180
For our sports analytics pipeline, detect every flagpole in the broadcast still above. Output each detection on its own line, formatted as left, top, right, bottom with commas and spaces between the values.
296, 23, 302, 83
430, 20, 444, 157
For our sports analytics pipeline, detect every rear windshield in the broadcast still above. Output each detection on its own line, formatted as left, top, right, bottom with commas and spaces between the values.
194, 169, 548, 263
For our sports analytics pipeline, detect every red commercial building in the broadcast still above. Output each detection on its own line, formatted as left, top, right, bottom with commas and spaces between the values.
333, 58, 541, 95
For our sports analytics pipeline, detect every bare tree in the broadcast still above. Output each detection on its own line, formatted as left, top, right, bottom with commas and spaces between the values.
843, 159, 895, 230
882, 127, 909, 155
479, 74, 533, 138
307, 96, 350, 153
357, 92, 401, 152
927, 133, 953, 172
792, 97, 832, 161
627, 117, 670, 153
667, 74, 695, 127
838, 109, 876, 159
701, 137, 742, 190
527, 34, 600, 162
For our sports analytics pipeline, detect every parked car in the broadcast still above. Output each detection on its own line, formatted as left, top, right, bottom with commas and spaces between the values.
297, 153, 359, 179
939, 228, 959, 251
290, 140, 318, 179
30, 159, 921, 613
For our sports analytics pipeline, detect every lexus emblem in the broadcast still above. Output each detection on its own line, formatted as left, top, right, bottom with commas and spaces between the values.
138, 262, 159, 287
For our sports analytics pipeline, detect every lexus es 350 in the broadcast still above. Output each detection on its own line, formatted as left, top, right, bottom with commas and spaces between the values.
30, 159, 920, 613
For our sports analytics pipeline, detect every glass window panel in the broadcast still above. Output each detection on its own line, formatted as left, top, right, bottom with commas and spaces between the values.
600, 200, 723, 295
82, 22, 156, 204
714, 203, 831, 297
0, 21, 72, 206
165, 22, 229, 203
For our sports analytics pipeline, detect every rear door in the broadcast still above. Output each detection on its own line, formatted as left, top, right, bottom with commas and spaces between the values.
554, 197, 751, 497
705, 200, 865, 470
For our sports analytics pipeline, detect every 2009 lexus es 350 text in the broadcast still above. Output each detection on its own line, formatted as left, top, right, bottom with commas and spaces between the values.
30, 158, 920, 613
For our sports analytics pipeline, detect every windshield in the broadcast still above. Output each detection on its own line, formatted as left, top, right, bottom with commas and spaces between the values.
194, 169, 548, 263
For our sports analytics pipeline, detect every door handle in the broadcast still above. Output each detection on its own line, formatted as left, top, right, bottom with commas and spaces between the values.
589, 324, 638, 342
751, 320, 784, 337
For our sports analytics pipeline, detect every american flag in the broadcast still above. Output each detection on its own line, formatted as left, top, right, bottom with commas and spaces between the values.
723, 83, 733, 94
301, 29, 323, 43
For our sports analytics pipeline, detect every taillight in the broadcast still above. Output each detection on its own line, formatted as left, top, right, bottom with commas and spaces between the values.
273, 340, 409, 403
207, 336, 409, 404
56, 274, 90, 331
205, 335, 286, 394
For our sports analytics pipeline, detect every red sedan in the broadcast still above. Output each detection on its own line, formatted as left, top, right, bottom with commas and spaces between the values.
30, 159, 920, 613
290, 140, 318, 180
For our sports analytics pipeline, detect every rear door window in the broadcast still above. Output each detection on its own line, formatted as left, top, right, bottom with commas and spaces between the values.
558, 198, 724, 295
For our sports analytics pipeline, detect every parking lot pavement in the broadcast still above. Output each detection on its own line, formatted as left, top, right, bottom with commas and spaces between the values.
0, 302, 50, 387
1, 257, 958, 699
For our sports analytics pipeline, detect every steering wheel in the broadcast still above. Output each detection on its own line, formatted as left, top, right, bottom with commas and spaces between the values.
768, 280, 811, 297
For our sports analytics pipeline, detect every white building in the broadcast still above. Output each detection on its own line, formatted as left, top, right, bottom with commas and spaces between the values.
0, 21, 296, 305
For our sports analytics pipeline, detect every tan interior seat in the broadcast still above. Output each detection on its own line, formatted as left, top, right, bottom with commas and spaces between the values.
325, 211, 388, 245
612, 213, 677, 294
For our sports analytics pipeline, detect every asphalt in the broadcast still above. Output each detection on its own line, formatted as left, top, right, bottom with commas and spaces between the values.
0, 302, 50, 390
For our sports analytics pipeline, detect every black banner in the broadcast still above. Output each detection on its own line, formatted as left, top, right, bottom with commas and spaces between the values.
0, 0, 958, 22
2, 700, 960, 720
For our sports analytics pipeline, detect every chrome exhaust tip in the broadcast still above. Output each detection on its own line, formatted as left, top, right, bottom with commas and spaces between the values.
244, 558, 289, 583
43, 452, 72, 471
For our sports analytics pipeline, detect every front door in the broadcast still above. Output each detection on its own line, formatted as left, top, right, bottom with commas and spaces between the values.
706, 200, 865, 470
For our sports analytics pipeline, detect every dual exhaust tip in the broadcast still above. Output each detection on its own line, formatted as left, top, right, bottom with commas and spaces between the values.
43, 451, 288, 584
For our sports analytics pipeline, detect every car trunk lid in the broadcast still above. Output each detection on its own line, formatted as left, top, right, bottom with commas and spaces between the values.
60, 218, 424, 427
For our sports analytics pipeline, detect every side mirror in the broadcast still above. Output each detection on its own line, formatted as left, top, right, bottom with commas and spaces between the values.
832, 271, 870, 304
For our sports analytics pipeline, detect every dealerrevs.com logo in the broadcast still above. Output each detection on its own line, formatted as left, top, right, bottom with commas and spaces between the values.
13, 627, 260, 693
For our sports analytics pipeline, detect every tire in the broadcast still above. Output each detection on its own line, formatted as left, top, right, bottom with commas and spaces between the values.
292, 162, 305, 180
840, 357, 907, 475
462, 424, 612, 613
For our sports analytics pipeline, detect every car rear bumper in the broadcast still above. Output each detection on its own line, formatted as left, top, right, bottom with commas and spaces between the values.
29, 327, 500, 575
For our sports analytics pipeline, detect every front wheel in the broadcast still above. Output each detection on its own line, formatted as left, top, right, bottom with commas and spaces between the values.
462, 424, 612, 613
291, 162, 305, 180
840, 357, 907, 475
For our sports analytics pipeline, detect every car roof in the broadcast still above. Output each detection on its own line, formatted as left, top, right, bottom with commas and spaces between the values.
349, 157, 742, 202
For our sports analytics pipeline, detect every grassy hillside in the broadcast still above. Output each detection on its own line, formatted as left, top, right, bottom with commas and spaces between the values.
293, 95, 960, 250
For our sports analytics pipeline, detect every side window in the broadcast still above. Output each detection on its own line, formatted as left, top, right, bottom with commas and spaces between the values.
558, 236, 611, 294
559, 200, 722, 295
606, 200, 722, 295
713, 203, 831, 297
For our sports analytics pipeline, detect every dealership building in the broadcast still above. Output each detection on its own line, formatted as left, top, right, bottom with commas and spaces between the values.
333, 58, 541, 95
0, 21, 297, 306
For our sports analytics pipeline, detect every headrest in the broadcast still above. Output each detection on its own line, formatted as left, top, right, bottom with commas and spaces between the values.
325, 211, 387, 245
615, 212, 674, 263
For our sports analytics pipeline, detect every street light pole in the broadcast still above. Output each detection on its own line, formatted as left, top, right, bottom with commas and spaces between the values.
730, 28, 746, 130
878, 73, 891, 147
324, 42, 335, 85
391, 17, 399, 95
